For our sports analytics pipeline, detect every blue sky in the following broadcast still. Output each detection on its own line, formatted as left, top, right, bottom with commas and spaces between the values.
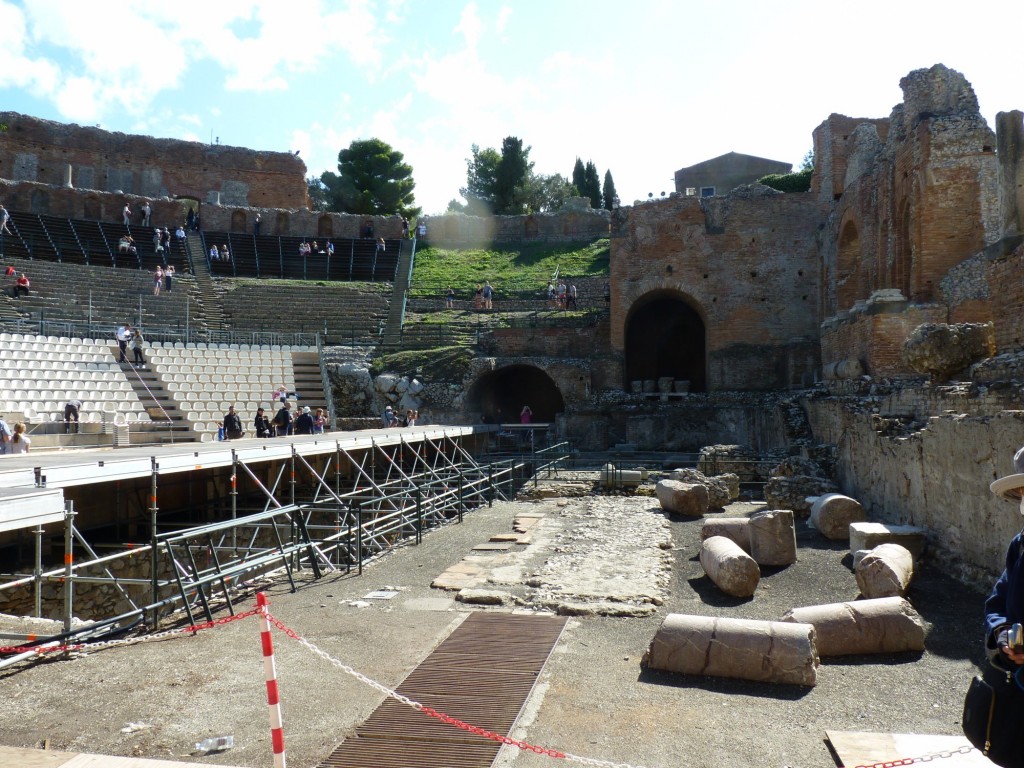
1, 0, 1021, 214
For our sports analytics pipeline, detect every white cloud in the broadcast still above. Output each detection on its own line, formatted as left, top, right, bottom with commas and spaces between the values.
495, 6, 512, 34
453, 2, 482, 51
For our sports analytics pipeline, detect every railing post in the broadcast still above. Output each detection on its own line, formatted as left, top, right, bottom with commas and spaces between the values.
488, 464, 494, 508
149, 458, 160, 629
62, 501, 76, 636
415, 484, 423, 544
356, 501, 363, 575
33, 524, 44, 618
457, 472, 464, 523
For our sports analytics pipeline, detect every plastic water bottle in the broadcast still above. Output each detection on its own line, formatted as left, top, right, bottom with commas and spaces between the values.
194, 735, 234, 754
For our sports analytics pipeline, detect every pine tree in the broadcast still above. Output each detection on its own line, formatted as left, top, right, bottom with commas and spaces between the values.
571, 158, 586, 196
583, 161, 602, 210
602, 170, 619, 210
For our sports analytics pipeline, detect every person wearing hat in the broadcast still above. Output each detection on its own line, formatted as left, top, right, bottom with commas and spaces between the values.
381, 405, 397, 429
977, 445, 1024, 763
294, 406, 314, 435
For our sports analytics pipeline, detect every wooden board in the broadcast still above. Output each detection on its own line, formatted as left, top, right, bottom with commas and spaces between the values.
0, 746, 247, 768
825, 731, 991, 767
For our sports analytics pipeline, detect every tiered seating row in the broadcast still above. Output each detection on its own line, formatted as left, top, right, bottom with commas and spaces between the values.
148, 345, 303, 439
0, 333, 145, 424
201, 231, 401, 282
4, 212, 189, 270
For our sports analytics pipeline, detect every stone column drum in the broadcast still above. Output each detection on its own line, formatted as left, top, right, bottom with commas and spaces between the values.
749, 509, 797, 566
809, 493, 865, 540
781, 596, 925, 656
855, 543, 914, 598
644, 614, 818, 686
701, 517, 751, 552
700, 536, 760, 597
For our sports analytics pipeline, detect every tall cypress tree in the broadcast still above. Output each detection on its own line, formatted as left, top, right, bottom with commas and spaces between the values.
571, 158, 586, 196
602, 169, 619, 210
583, 161, 602, 210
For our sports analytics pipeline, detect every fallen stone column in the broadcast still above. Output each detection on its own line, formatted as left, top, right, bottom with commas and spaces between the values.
701, 518, 751, 552
855, 543, 914, 598
656, 480, 709, 517
749, 509, 797, 566
700, 536, 760, 597
644, 614, 817, 686
600, 464, 648, 488
781, 596, 925, 656
809, 493, 865, 540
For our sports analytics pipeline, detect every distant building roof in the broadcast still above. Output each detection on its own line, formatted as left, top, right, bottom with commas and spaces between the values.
674, 152, 793, 197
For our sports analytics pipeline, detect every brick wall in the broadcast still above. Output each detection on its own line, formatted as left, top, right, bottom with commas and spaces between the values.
0, 111, 308, 209
609, 189, 829, 391
988, 243, 1024, 351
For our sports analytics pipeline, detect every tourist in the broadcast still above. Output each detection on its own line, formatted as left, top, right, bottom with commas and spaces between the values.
0, 412, 11, 454
363, 221, 374, 239
131, 327, 145, 367
445, 286, 455, 309
474, 283, 483, 310
381, 405, 397, 428
401, 217, 409, 238
273, 401, 293, 436
375, 237, 385, 260
115, 322, 131, 363
187, 207, 196, 231
4, 265, 14, 276
153, 265, 163, 295
125, 236, 137, 256
254, 213, 261, 236
546, 281, 555, 306
153, 229, 163, 256
312, 408, 326, 434
980, 445, 1024, 761
9, 423, 29, 454
175, 225, 186, 241
64, 398, 81, 434
209, 244, 219, 262
403, 408, 417, 427
520, 405, 533, 424
567, 282, 578, 310
141, 201, 152, 226
482, 281, 493, 310
220, 244, 230, 261
294, 406, 314, 435
165, 264, 175, 293
13, 272, 29, 298
161, 227, 171, 256
254, 407, 272, 438
326, 240, 334, 258
122, 204, 132, 226
0, 205, 10, 235
272, 385, 289, 404
221, 405, 244, 440
557, 280, 567, 309
416, 218, 427, 239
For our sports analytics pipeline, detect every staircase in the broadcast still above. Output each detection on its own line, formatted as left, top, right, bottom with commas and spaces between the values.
184, 233, 226, 332
118, 360, 196, 444
0, 287, 24, 324
291, 350, 329, 417
380, 239, 415, 344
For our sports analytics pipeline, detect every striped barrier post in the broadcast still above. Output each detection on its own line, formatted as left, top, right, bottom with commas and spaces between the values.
257, 592, 287, 768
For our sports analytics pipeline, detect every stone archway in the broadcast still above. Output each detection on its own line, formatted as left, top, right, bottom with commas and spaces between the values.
624, 290, 706, 392
836, 218, 862, 312
466, 364, 566, 424
230, 209, 247, 233
318, 215, 334, 237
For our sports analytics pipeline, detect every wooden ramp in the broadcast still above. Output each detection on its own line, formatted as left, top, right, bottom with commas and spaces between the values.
826, 731, 990, 767
319, 612, 568, 768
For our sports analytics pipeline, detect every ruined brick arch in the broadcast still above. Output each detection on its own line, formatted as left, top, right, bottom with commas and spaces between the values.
318, 215, 333, 237
465, 364, 566, 423
275, 211, 290, 236
230, 209, 247, 233
836, 217, 863, 311
624, 288, 707, 392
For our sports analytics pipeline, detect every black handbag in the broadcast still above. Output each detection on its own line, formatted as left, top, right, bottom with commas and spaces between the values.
963, 666, 1024, 767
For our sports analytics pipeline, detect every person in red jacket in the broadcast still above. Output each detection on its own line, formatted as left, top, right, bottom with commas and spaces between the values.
13, 272, 29, 298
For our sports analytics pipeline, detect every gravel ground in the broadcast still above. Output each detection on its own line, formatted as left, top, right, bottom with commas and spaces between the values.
0, 475, 988, 768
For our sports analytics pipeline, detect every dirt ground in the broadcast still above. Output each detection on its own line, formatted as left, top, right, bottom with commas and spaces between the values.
0, 479, 991, 768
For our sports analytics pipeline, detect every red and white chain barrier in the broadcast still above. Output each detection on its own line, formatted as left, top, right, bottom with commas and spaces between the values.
256, 592, 287, 768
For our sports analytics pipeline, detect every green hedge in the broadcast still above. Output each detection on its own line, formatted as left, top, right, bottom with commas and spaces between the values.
757, 167, 813, 193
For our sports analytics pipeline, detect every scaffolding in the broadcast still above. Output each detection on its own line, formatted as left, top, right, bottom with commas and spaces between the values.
0, 428, 527, 669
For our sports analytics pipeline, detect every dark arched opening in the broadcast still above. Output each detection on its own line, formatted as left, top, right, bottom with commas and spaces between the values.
466, 365, 566, 424
625, 292, 706, 392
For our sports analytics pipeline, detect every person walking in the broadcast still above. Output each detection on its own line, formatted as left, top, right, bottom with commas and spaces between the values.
221, 405, 244, 440
115, 322, 131, 363
273, 401, 293, 437
254, 407, 272, 438
153, 265, 164, 295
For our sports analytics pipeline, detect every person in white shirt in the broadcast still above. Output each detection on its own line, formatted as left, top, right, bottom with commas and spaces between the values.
9, 423, 29, 454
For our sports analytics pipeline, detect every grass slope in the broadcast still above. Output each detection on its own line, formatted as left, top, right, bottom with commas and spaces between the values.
411, 239, 609, 298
